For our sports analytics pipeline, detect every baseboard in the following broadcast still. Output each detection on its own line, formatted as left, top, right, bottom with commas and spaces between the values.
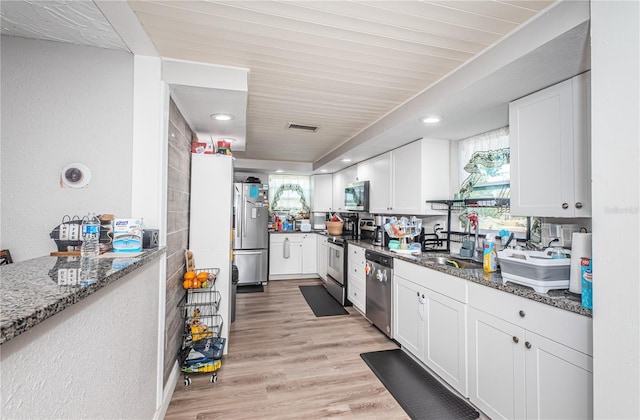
269, 274, 320, 280
154, 360, 180, 420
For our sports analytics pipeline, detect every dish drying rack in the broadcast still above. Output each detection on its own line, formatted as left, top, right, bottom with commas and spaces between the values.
424, 199, 512, 252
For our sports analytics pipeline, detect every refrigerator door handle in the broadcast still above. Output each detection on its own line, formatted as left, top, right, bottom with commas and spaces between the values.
234, 185, 241, 241
234, 250, 264, 256
243, 200, 249, 238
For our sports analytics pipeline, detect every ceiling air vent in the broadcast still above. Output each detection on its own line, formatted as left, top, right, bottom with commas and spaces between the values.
286, 122, 320, 132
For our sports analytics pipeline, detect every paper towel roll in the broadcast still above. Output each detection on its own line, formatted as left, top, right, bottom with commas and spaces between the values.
569, 233, 592, 293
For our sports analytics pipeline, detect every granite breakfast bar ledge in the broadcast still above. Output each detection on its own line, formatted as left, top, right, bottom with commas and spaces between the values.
0, 248, 165, 344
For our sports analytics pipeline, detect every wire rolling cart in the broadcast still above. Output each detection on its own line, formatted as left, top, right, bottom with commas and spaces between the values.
178, 267, 225, 386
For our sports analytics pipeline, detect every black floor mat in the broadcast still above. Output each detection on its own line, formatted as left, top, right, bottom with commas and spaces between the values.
361, 349, 479, 420
299, 285, 348, 317
237, 284, 264, 293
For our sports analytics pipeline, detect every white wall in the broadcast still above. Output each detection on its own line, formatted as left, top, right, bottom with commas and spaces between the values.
0, 36, 134, 262
0, 261, 160, 419
591, 2, 640, 418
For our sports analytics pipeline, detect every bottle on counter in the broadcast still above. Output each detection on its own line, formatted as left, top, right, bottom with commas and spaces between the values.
80, 212, 101, 284
483, 235, 497, 273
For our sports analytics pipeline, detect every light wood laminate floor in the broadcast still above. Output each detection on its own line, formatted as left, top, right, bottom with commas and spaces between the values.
165, 278, 408, 419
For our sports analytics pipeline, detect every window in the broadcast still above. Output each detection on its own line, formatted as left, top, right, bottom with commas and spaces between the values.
458, 127, 529, 239
268, 175, 311, 218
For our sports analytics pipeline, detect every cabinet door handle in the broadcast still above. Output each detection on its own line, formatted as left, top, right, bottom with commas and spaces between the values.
525, 341, 532, 349
519, 310, 526, 317
562, 202, 569, 209
513, 336, 519, 344
575, 202, 583, 209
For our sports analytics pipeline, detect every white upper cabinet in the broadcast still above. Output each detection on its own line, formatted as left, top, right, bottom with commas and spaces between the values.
310, 174, 333, 212
509, 72, 591, 217
332, 166, 357, 212
362, 139, 450, 215
367, 152, 393, 213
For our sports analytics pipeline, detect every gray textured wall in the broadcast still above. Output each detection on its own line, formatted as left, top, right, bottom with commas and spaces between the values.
163, 98, 193, 385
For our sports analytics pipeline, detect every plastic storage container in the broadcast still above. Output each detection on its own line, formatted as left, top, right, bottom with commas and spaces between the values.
498, 249, 571, 293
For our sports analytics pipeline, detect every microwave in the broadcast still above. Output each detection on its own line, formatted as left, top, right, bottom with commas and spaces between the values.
344, 181, 369, 212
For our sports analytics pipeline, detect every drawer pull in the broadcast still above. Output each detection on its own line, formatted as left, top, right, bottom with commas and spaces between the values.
513, 336, 519, 344
525, 341, 532, 349
519, 310, 526, 318
575, 202, 583, 209
562, 202, 569, 209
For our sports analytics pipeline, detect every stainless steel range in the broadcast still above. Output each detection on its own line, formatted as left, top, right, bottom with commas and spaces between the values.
325, 236, 347, 305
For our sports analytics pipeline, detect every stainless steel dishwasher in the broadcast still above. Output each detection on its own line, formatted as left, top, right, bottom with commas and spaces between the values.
365, 250, 393, 337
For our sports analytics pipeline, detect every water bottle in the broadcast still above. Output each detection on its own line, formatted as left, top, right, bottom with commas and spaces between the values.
80, 212, 101, 284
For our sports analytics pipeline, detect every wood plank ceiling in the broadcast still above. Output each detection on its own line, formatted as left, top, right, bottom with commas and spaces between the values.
128, 1, 555, 163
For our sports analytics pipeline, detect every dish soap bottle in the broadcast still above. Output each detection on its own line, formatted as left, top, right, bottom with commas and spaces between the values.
483, 235, 497, 273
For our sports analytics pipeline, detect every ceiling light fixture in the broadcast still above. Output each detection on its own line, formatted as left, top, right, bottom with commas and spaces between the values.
320, 169, 328, 173
275, 169, 284, 173
341, 158, 352, 163
210, 113, 235, 121
421, 115, 443, 124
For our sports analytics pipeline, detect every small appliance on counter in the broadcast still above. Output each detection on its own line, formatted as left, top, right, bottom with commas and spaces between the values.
359, 218, 376, 242
373, 215, 390, 246
341, 213, 360, 239
296, 219, 312, 232
312, 212, 327, 230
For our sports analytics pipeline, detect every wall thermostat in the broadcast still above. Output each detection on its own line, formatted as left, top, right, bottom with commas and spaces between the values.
60, 163, 91, 188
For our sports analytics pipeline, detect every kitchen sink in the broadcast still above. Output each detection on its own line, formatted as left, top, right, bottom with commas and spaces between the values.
424, 256, 483, 270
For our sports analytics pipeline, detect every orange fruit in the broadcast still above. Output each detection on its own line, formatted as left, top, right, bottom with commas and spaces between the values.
197, 272, 209, 282
184, 271, 196, 281
183, 279, 192, 289
192, 279, 201, 289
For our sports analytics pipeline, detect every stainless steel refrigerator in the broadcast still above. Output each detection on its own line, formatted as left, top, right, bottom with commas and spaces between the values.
233, 182, 269, 285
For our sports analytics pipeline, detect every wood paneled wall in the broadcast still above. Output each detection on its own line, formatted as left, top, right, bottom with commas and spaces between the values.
163, 98, 193, 385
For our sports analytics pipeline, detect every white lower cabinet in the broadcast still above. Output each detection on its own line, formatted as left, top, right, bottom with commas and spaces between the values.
468, 282, 593, 420
393, 260, 468, 397
269, 234, 303, 275
301, 233, 317, 274
393, 276, 423, 357
316, 235, 328, 281
347, 244, 366, 312
269, 233, 317, 278
394, 260, 593, 419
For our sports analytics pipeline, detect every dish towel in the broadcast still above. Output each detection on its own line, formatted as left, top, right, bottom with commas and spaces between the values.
283, 237, 290, 259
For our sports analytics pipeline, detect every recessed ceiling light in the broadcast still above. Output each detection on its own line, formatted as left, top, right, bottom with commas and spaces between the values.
421, 115, 442, 124
341, 158, 352, 163
210, 113, 235, 121
275, 169, 284, 173
320, 169, 328, 173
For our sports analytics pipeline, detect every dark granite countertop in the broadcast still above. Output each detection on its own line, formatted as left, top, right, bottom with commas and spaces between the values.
346, 239, 591, 318
0, 248, 166, 344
